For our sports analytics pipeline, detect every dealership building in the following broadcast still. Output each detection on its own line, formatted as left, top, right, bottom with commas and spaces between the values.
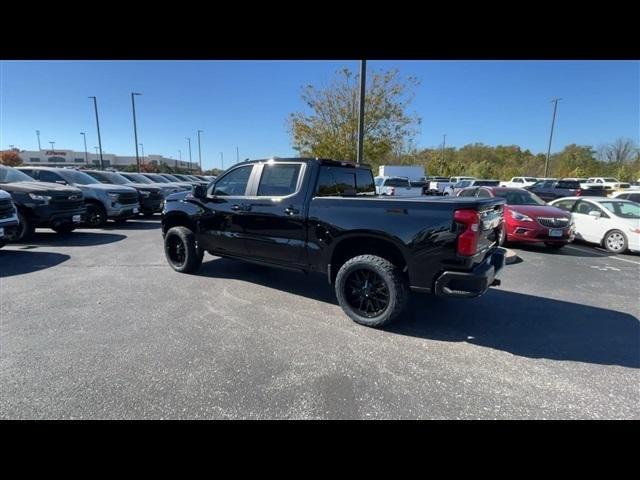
15, 149, 195, 171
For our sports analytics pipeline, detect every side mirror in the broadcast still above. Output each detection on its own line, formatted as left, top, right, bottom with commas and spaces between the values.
588, 210, 602, 218
193, 184, 207, 199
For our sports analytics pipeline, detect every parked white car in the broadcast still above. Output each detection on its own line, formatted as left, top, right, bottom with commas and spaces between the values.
444, 179, 501, 197
500, 177, 539, 188
429, 176, 476, 195
549, 196, 640, 253
374, 176, 422, 197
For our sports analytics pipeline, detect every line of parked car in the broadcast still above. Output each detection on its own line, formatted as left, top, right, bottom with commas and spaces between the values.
0, 164, 216, 247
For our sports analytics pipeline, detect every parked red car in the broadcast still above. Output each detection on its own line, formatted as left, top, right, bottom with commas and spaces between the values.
457, 186, 575, 249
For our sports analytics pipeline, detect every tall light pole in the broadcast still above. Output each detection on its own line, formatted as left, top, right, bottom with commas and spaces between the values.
441, 134, 447, 163
49, 141, 55, 151
236, 146, 239, 164
131, 92, 142, 173
36, 130, 41, 150
89, 96, 104, 170
139, 143, 144, 166
178, 149, 181, 169
220, 152, 224, 171
80, 132, 88, 164
94, 146, 99, 165
186, 137, 192, 172
197, 130, 203, 173
545, 98, 561, 178
356, 59, 367, 164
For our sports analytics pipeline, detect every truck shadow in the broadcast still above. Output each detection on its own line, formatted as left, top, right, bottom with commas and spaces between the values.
96, 219, 162, 231
13, 231, 126, 247
0, 250, 70, 278
199, 257, 639, 368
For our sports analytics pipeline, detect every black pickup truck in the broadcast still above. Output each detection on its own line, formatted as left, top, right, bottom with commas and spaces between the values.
161, 158, 506, 327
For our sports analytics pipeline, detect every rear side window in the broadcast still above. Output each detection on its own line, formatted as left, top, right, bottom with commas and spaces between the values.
477, 189, 492, 198
257, 164, 301, 197
38, 170, 63, 183
458, 188, 477, 197
556, 180, 579, 189
553, 199, 578, 212
384, 178, 410, 187
316, 166, 374, 196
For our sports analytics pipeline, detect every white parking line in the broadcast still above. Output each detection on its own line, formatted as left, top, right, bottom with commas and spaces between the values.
565, 245, 640, 265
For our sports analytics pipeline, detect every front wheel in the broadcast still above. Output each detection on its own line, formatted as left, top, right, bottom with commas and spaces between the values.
603, 230, 628, 254
164, 226, 203, 273
85, 203, 107, 228
335, 254, 408, 328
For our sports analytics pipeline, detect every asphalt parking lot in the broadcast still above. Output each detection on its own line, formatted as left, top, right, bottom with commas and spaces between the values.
1, 217, 638, 419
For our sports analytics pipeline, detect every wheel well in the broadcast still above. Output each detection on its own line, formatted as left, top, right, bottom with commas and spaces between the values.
330, 236, 407, 283
85, 199, 106, 211
602, 228, 627, 244
162, 213, 197, 235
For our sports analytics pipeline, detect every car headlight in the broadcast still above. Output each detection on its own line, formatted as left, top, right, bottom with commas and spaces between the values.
28, 193, 51, 204
510, 210, 533, 222
107, 192, 120, 201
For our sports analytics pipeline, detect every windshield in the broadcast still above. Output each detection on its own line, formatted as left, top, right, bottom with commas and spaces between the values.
0, 166, 34, 183
144, 174, 170, 183
162, 174, 182, 182
599, 201, 640, 219
122, 173, 153, 184
525, 177, 538, 182
495, 190, 547, 206
84, 171, 129, 185
58, 169, 99, 185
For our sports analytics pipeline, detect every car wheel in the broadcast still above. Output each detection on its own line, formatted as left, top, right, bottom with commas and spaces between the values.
85, 203, 107, 228
335, 254, 408, 328
164, 226, 203, 273
12, 210, 34, 242
52, 224, 76, 235
544, 242, 565, 250
603, 230, 628, 254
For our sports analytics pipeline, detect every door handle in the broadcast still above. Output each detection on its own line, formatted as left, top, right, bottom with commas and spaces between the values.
231, 204, 242, 211
284, 206, 299, 215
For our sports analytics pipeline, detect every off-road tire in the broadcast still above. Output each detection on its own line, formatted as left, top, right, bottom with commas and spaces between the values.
335, 254, 408, 328
164, 226, 203, 273
85, 203, 107, 228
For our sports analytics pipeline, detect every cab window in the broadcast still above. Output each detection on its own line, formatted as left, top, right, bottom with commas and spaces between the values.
256, 163, 301, 197
458, 188, 477, 197
38, 170, 64, 183
553, 199, 577, 212
212, 166, 253, 196
574, 200, 609, 218
477, 188, 492, 198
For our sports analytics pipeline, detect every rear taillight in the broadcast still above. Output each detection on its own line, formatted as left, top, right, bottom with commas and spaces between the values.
454, 209, 480, 256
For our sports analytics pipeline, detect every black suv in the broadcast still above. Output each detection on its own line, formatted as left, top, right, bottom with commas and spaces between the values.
0, 165, 85, 241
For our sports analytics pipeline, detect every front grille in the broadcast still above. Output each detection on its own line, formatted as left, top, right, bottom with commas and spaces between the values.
537, 217, 570, 228
0, 198, 15, 219
141, 189, 162, 199
118, 192, 139, 205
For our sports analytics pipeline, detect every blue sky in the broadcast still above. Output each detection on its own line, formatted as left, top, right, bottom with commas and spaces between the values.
1, 60, 638, 170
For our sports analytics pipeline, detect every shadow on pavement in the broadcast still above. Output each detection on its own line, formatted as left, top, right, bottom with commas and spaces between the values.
0, 250, 70, 278
199, 256, 640, 368
98, 220, 161, 231
14, 231, 126, 247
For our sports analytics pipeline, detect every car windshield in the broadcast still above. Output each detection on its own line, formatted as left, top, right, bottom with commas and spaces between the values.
122, 173, 153, 184
145, 174, 170, 183
495, 190, 547, 206
0, 166, 34, 183
524, 177, 538, 182
599, 201, 640, 219
162, 174, 182, 182
84, 171, 129, 185
57, 169, 98, 185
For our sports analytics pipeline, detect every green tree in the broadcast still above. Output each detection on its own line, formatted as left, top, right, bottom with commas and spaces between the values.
288, 68, 421, 169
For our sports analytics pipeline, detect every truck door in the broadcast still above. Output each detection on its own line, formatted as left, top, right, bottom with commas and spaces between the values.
241, 161, 307, 266
197, 164, 255, 256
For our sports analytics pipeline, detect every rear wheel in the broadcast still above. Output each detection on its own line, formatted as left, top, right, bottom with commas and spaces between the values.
335, 254, 408, 328
85, 203, 107, 228
164, 226, 203, 273
603, 230, 627, 254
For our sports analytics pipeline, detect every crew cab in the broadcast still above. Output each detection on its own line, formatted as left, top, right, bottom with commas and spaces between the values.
0, 189, 20, 248
583, 177, 631, 193
374, 176, 423, 197
19, 167, 140, 227
161, 158, 506, 328
0, 165, 85, 241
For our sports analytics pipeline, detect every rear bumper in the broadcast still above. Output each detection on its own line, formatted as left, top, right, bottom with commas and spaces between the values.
434, 247, 506, 298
